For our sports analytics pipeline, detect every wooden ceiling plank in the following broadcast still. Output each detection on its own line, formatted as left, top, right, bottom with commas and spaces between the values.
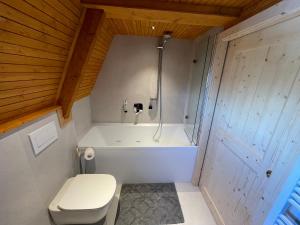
0, 85, 58, 99
240, 0, 281, 19
0, 72, 61, 82
44, 0, 80, 23
0, 42, 66, 61
0, 53, 65, 67
0, 64, 63, 73
0, 98, 56, 122
0, 31, 69, 56
0, 89, 57, 107
58, 8, 105, 118
0, 79, 60, 91
0, 2, 73, 43
81, 0, 241, 17
224, 0, 282, 28
0, 18, 69, 49
0, 94, 56, 114
57, 0, 81, 17
0, 105, 60, 134
25, 0, 79, 31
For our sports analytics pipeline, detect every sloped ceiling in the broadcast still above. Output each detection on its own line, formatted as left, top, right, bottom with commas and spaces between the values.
0, 0, 280, 132
74, 0, 280, 101
0, 0, 82, 125
161, 0, 252, 7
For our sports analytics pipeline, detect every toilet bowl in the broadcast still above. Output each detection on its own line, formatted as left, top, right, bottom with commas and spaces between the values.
49, 174, 117, 225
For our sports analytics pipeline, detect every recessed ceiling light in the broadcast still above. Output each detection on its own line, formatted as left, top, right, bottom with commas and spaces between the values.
151, 26, 155, 30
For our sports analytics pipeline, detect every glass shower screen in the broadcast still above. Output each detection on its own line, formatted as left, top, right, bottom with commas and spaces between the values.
184, 34, 216, 145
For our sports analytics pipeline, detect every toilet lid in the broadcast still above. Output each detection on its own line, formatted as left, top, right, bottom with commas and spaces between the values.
57, 174, 116, 211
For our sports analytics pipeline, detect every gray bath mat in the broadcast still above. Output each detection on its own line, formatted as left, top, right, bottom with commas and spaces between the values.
115, 183, 184, 225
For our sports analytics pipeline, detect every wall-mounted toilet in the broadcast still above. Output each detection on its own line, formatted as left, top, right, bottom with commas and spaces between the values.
49, 174, 116, 225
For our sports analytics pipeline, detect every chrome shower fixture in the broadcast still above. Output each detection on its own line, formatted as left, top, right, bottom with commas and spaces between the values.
153, 31, 172, 141
133, 103, 143, 115
157, 31, 172, 49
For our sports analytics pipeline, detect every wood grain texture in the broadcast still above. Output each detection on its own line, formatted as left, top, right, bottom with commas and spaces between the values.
0, 0, 280, 129
0, 105, 60, 134
74, 0, 279, 100
201, 15, 300, 225
75, 19, 114, 100
58, 9, 105, 118
221, 0, 298, 41
0, 0, 81, 125
158, 0, 253, 8
240, 0, 281, 19
106, 18, 211, 39
82, 3, 237, 27
81, 0, 241, 16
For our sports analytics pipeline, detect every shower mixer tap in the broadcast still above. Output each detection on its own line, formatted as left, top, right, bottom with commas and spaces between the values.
133, 103, 143, 115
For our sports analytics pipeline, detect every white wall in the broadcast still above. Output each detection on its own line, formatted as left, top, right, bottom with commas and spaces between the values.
0, 98, 91, 225
91, 35, 193, 123
72, 96, 92, 140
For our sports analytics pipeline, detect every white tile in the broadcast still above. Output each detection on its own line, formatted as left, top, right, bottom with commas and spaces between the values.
174, 183, 217, 225
91, 35, 193, 124
72, 96, 92, 140
105, 184, 122, 225
0, 113, 78, 225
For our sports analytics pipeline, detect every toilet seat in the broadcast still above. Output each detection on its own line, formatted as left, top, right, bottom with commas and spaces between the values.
58, 174, 116, 211
49, 174, 117, 225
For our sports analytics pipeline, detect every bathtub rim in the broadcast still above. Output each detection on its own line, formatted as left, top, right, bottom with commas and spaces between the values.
77, 146, 199, 150
78, 123, 196, 148
90, 122, 187, 127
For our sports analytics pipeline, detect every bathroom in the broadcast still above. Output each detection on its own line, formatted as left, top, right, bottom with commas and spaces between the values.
1, 1, 300, 225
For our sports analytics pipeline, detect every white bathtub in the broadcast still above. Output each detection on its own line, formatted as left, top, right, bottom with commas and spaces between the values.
78, 124, 198, 183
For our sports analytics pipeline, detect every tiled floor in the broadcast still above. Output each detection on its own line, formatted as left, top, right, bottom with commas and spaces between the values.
105, 183, 217, 225
173, 183, 216, 225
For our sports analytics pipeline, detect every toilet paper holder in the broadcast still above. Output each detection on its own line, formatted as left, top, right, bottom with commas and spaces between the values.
76, 147, 95, 174
76, 147, 95, 160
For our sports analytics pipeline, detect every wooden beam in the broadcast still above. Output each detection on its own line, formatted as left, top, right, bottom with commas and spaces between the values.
57, 9, 104, 118
224, 0, 281, 29
81, 0, 239, 27
56, 8, 87, 103
81, 0, 241, 16
56, 107, 73, 128
240, 0, 281, 19
220, 0, 300, 41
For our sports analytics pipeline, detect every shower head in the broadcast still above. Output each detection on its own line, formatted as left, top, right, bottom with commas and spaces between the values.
163, 32, 172, 41
158, 32, 172, 49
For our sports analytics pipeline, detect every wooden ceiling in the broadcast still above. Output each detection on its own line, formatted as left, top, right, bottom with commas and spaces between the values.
160, 0, 252, 7
74, 0, 280, 103
106, 18, 212, 39
0, 0, 82, 126
0, 0, 280, 132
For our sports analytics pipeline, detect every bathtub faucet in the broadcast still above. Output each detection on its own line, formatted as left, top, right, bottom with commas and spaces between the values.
133, 103, 143, 115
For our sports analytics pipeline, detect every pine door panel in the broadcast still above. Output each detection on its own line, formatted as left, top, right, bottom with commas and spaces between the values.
201, 16, 300, 225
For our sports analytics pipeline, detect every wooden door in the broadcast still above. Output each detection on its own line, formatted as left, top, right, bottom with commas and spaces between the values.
201, 16, 300, 225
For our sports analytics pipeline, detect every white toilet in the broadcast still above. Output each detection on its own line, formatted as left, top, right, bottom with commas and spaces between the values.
49, 174, 117, 225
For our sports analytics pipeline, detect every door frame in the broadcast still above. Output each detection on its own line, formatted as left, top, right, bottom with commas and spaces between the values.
192, 0, 300, 224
